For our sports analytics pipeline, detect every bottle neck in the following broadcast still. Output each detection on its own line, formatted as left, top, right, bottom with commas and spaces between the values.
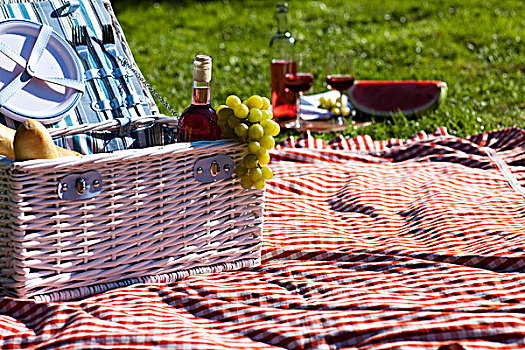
192, 81, 211, 105
276, 11, 288, 34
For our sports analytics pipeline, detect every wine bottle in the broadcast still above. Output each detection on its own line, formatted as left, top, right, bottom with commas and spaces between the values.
177, 55, 221, 142
269, 2, 297, 121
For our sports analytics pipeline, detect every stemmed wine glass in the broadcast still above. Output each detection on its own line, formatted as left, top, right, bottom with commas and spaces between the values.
326, 54, 354, 126
283, 54, 313, 130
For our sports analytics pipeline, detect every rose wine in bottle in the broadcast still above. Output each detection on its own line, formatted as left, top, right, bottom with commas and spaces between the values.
269, 3, 296, 121
177, 55, 221, 142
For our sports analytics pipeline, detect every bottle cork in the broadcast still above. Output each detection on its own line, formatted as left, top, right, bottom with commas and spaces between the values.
193, 55, 212, 83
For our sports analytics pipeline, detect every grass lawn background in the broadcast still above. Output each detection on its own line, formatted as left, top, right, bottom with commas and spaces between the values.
112, 0, 525, 140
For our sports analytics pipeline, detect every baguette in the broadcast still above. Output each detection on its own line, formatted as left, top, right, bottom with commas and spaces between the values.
14, 120, 59, 161
0, 123, 15, 160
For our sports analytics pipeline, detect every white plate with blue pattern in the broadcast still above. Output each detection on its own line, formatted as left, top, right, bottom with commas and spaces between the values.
0, 19, 84, 124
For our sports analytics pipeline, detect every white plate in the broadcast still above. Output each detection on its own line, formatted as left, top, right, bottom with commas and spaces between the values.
300, 90, 350, 121
0, 19, 84, 124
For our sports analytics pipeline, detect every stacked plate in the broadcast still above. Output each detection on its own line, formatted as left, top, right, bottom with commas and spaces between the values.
0, 19, 84, 124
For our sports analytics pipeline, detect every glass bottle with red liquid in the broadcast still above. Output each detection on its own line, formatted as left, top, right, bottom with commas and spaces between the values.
177, 55, 221, 142
269, 3, 296, 121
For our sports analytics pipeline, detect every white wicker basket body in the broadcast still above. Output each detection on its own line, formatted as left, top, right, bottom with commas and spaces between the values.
0, 1, 263, 302
0, 137, 263, 301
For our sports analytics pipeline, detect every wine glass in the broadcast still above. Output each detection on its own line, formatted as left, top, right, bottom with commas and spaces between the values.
283, 54, 313, 130
326, 54, 354, 126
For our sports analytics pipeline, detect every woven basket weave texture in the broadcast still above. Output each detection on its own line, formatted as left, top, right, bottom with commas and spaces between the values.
0, 141, 263, 300
0, 0, 264, 302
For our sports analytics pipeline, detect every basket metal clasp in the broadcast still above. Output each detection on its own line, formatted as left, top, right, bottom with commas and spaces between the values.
194, 155, 234, 183
58, 171, 103, 200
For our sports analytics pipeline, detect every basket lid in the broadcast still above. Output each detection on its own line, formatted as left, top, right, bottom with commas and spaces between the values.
0, 19, 84, 124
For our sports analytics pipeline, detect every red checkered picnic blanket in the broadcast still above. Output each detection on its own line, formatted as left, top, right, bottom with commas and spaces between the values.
1, 127, 524, 349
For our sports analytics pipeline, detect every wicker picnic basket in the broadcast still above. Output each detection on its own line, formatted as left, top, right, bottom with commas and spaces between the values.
0, 0, 263, 301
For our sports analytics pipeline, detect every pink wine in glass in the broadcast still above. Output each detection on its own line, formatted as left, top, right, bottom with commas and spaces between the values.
326, 75, 355, 92
270, 60, 297, 120
284, 73, 313, 94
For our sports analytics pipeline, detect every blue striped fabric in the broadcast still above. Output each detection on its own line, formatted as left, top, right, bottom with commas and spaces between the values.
0, 0, 169, 154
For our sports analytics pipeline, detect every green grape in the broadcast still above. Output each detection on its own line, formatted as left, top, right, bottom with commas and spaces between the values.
261, 97, 271, 110
235, 164, 248, 178
243, 153, 258, 169
261, 165, 273, 180
218, 116, 229, 127
319, 98, 331, 109
257, 150, 270, 165
222, 126, 235, 139
260, 135, 275, 150
248, 124, 264, 141
245, 95, 263, 109
234, 104, 249, 119
271, 120, 280, 136
216, 104, 228, 114
240, 175, 254, 189
248, 108, 263, 123
330, 106, 341, 115
248, 141, 261, 154
218, 107, 234, 122
319, 97, 350, 113
227, 115, 241, 129
248, 167, 263, 182
262, 119, 280, 137
235, 123, 249, 138
319, 98, 335, 111
261, 119, 270, 129
226, 95, 241, 109
261, 110, 272, 121
254, 179, 266, 190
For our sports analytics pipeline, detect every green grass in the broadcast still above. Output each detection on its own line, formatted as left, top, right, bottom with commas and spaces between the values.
112, 0, 525, 140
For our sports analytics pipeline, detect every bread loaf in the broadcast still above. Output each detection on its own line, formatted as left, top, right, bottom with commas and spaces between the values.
14, 120, 59, 161
56, 146, 82, 158
0, 123, 15, 160
0, 119, 83, 161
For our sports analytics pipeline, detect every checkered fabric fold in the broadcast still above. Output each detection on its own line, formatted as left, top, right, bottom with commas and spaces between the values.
0, 127, 524, 349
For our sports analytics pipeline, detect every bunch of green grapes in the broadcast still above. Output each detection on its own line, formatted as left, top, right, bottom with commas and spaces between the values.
216, 94, 280, 190
318, 96, 351, 116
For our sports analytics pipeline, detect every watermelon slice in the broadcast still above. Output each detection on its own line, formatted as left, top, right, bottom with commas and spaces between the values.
348, 80, 447, 117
